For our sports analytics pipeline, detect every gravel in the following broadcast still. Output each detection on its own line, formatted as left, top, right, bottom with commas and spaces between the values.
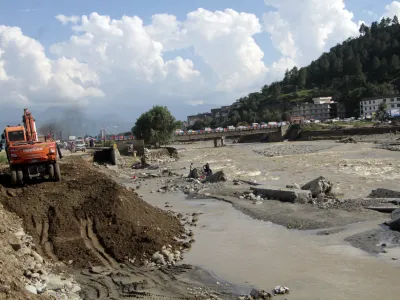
254, 144, 335, 157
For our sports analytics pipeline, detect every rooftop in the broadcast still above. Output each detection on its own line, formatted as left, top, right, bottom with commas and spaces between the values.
360, 95, 400, 102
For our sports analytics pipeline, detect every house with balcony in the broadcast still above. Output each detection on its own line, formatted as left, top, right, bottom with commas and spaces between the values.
291, 97, 346, 121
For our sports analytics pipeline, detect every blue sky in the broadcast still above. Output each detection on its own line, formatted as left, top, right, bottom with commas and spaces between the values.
0, 0, 397, 129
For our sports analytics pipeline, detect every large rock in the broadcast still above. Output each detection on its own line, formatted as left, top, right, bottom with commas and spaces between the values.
202, 170, 227, 183
250, 186, 312, 203
188, 168, 199, 179
301, 176, 332, 197
387, 217, 400, 232
392, 208, 400, 220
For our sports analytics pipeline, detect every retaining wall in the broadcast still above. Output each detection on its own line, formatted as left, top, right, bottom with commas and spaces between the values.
298, 126, 400, 141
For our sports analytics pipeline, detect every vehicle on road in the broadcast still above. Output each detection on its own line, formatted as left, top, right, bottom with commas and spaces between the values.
75, 139, 86, 152
2, 108, 62, 185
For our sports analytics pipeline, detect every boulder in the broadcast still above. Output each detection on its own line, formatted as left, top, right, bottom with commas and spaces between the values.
25, 285, 37, 294
387, 217, 400, 232
392, 208, 400, 220
301, 176, 332, 197
202, 170, 227, 183
188, 168, 199, 179
8, 236, 22, 251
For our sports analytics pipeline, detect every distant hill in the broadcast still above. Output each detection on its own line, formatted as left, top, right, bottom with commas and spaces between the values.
195, 16, 400, 129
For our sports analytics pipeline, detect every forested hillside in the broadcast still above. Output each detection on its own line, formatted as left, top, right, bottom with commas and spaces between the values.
192, 16, 400, 129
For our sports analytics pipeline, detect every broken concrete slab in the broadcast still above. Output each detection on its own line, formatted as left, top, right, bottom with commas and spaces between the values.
366, 207, 398, 213
368, 188, 400, 198
250, 185, 312, 203
301, 176, 332, 197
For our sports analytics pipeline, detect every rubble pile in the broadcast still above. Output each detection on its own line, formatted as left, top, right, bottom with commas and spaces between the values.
149, 245, 184, 266
239, 191, 266, 204
144, 148, 177, 164
237, 286, 289, 299
8, 228, 82, 298
254, 144, 334, 157
301, 176, 333, 198
156, 175, 227, 195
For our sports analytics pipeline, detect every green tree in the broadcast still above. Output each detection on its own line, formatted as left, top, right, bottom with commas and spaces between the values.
375, 102, 389, 121
393, 15, 399, 25
298, 68, 307, 88
132, 106, 179, 147
390, 54, 399, 71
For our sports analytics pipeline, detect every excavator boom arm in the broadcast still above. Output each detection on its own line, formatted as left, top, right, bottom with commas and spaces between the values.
22, 108, 38, 142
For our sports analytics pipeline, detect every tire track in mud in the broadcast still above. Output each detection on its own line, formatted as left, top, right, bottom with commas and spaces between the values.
80, 216, 119, 269
76, 264, 234, 300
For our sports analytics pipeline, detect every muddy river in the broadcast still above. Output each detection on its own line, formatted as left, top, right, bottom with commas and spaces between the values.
138, 190, 400, 300
129, 140, 400, 299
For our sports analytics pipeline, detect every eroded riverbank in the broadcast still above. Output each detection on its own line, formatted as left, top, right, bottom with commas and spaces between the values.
114, 139, 400, 299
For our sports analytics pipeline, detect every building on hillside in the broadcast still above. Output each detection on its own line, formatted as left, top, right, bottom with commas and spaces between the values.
211, 106, 231, 122
187, 112, 212, 126
290, 97, 346, 121
359, 95, 400, 118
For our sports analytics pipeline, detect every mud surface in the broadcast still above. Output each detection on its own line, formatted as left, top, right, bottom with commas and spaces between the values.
0, 158, 184, 268
345, 227, 400, 254
74, 264, 240, 300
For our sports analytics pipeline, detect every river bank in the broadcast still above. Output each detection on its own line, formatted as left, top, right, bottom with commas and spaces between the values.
107, 139, 400, 299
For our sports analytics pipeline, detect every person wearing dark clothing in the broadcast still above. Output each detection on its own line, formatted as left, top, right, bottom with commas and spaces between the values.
203, 163, 212, 176
89, 139, 94, 147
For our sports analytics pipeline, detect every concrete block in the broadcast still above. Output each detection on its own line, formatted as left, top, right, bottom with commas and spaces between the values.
250, 185, 312, 203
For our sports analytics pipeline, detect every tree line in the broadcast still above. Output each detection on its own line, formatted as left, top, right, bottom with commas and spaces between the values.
189, 16, 400, 130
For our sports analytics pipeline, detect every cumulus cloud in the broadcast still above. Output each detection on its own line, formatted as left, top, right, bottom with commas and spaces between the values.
263, 0, 359, 66
56, 14, 80, 25
382, 1, 400, 19
0, 25, 103, 108
0, 3, 372, 120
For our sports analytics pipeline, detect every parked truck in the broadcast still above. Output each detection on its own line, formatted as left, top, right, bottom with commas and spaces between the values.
2, 108, 62, 185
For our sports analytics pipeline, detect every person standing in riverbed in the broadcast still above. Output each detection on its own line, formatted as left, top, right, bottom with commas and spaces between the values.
203, 163, 212, 176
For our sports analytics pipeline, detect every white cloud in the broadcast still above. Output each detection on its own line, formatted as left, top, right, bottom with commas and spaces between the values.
0, 25, 103, 108
383, 1, 400, 19
263, 0, 359, 66
0, 3, 375, 119
56, 14, 80, 25
185, 100, 204, 106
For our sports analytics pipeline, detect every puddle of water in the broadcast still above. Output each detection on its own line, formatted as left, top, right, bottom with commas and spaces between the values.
139, 191, 400, 300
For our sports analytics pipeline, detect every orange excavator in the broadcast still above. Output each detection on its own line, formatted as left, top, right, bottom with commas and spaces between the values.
1, 108, 62, 185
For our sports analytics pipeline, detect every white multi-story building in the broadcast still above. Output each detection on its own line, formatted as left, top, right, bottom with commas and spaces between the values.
359, 96, 400, 118
291, 97, 346, 121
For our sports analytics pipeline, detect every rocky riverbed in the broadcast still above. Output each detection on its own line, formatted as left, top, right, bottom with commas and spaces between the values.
253, 143, 335, 157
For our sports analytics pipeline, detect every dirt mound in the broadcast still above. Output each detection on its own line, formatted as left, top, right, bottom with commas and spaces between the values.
0, 158, 184, 267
